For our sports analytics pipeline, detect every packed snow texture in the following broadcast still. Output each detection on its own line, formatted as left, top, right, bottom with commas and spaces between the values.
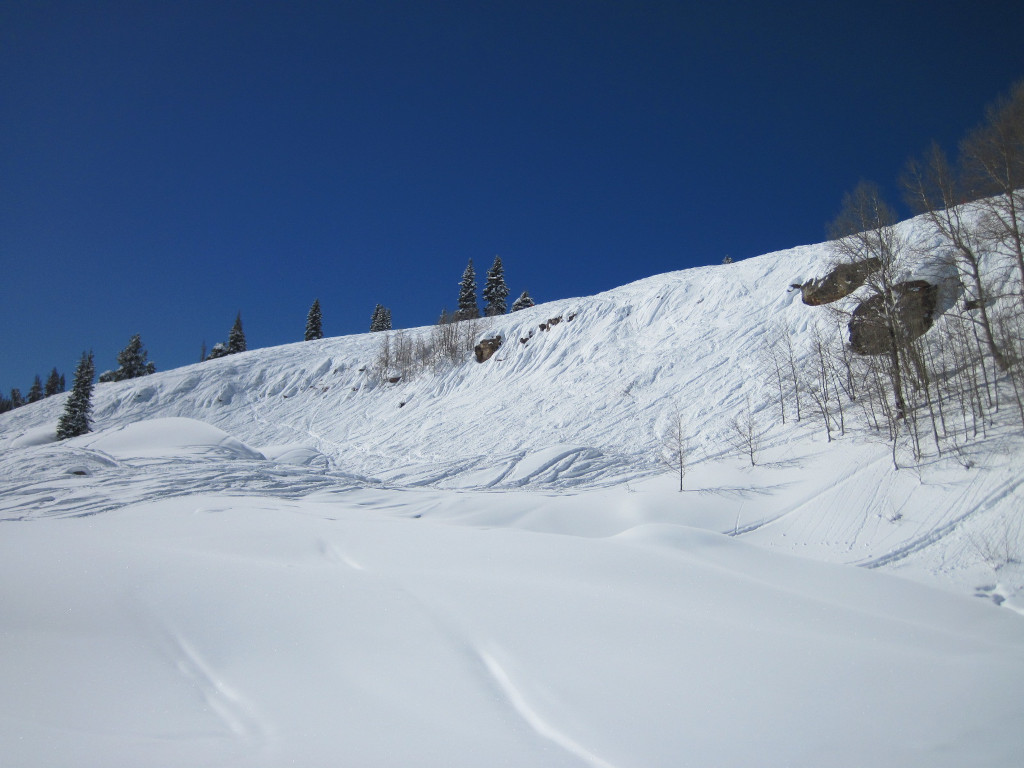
2, 214, 1023, 766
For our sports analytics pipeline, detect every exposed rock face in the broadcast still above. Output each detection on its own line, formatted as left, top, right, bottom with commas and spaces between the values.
474, 336, 502, 363
793, 258, 882, 305
848, 280, 939, 355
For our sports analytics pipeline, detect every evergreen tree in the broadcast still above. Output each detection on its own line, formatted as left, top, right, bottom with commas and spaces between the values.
456, 259, 479, 320
207, 343, 229, 360
9, 388, 24, 409
0, 393, 11, 413
228, 312, 246, 354
45, 368, 62, 397
27, 375, 44, 403
370, 304, 392, 332
57, 351, 95, 440
483, 255, 510, 316
305, 299, 324, 341
200, 341, 207, 362
511, 290, 535, 312
113, 334, 156, 380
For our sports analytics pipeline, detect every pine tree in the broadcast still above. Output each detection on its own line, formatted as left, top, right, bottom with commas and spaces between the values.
57, 351, 95, 440
113, 334, 156, 380
59, 374, 65, 391
27, 375, 44, 403
511, 290, 535, 312
305, 299, 324, 341
207, 343, 229, 360
45, 368, 62, 397
228, 312, 246, 354
0, 393, 11, 413
370, 304, 392, 332
456, 259, 479, 320
483, 255, 510, 316
9, 388, 24, 409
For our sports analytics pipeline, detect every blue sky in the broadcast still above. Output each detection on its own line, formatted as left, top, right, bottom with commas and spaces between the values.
3, 0, 1023, 390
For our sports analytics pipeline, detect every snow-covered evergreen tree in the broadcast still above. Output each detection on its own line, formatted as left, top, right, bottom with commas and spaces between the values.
456, 260, 479, 320
511, 290, 535, 312
45, 368, 62, 397
483, 255, 509, 316
57, 351, 95, 440
370, 304, 392, 332
9, 388, 24, 409
305, 299, 324, 341
207, 343, 229, 360
27, 375, 43, 403
113, 334, 156, 380
228, 313, 246, 354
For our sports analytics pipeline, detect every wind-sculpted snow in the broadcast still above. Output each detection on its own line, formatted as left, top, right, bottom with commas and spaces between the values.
0, 242, 837, 485
2, 214, 1024, 765
2, 492, 1023, 767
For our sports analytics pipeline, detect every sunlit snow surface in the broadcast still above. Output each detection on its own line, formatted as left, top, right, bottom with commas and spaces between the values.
2, 224, 1023, 766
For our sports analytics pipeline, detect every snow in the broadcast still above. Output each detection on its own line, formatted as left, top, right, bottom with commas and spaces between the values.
2, 211, 1023, 766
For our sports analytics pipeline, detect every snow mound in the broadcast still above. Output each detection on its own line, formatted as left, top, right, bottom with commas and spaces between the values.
260, 443, 330, 468
83, 417, 264, 460
9, 425, 58, 448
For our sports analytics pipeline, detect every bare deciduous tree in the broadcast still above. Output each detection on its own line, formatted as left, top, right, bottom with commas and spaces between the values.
904, 143, 1008, 370
661, 404, 687, 491
729, 395, 761, 467
960, 80, 1024, 298
828, 181, 913, 423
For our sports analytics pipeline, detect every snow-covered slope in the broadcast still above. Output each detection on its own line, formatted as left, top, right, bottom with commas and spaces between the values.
2, 214, 1023, 766
4, 239, 857, 486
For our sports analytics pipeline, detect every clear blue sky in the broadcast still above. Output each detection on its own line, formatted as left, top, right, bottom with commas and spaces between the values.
3, 0, 1023, 389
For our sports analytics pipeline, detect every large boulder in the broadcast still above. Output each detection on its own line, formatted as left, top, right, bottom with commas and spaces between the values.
848, 280, 939, 355
793, 258, 881, 305
474, 336, 502, 363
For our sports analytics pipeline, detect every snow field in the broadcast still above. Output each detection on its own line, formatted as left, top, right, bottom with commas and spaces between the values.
2, 211, 1024, 765
3, 492, 1023, 767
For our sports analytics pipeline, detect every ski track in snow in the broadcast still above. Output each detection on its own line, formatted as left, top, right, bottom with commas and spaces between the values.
860, 473, 1024, 569
155, 621, 266, 745
480, 651, 620, 768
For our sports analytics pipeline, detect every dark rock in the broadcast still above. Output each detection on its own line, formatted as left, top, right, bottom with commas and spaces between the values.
474, 336, 503, 363
797, 258, 882, 305
848, 280, 939, 355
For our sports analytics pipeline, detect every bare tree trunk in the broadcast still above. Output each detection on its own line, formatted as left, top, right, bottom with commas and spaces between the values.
828, 181, 913, 425
960, 81, 1024, 301
903, 143, 1009, 369
661, 404, 687, 491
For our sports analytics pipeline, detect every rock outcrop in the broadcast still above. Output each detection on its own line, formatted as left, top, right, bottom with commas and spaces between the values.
474, 336, 502, 363
848, 280, 939, 355
792, 258, 881, 305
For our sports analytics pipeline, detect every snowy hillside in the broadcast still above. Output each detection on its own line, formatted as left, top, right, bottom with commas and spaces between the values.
2, 212, 1023, 766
